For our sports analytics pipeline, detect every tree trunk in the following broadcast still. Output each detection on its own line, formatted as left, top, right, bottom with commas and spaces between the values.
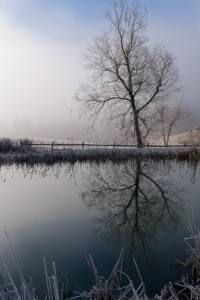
133, 110, 143, 147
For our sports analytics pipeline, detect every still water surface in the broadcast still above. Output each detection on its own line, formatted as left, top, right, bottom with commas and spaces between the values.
0, 160, 199, 296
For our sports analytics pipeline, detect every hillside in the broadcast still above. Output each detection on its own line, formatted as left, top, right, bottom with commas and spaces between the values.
169, 127, 200, 145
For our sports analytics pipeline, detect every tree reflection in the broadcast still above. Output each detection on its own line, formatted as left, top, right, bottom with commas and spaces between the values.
82, 159, 184, 256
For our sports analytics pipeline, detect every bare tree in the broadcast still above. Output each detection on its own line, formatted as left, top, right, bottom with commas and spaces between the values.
77, 0, 179, 147
155, 98, 184, 145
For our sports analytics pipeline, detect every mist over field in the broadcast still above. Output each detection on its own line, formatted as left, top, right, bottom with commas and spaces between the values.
0, 0, 199, 141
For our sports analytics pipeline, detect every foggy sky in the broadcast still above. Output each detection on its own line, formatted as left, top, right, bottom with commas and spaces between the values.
0, 0, 199, 141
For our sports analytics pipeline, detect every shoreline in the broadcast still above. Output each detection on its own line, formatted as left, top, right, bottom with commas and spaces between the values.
0, 147, 199, 164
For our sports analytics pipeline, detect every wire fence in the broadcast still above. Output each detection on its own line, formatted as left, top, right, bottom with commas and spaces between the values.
23, 142, 200, 152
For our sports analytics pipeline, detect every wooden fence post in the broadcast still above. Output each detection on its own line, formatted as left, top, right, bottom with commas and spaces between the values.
113, 142, 115, 149
82, 142, 84, 149
51, 142, 54, 152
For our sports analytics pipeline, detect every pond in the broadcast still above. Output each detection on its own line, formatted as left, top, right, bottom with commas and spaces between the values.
0, 159, 199, 297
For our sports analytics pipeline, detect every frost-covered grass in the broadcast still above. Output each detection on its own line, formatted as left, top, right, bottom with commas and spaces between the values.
0, 224, 200, 300
0, 137, 200, 164
0, 146, 200, 164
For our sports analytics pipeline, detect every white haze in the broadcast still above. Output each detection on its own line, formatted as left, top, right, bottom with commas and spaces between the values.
0, 1, 199, 140
0, 5, 93, 140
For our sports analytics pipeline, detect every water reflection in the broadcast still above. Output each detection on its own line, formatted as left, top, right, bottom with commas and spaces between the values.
83, 159, 184, 256
0, 160, 198, 296
0, 162, 77, 181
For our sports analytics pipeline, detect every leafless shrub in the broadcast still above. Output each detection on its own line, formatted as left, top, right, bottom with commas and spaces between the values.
0, 138, 15, 152
19, 138, 33, 151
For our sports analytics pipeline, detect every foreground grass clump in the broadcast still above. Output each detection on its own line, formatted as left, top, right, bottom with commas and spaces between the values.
1, 224, 200, 300
0, 249, 146, 300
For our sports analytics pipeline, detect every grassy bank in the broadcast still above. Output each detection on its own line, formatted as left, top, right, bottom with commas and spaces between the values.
0, 146, 200, 165
1, 138, 200, 164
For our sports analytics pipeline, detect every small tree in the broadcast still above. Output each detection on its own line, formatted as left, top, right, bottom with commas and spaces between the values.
155, 97, 184, 146
78, 0, 179, 147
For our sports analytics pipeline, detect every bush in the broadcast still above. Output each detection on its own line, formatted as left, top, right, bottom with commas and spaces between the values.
19, 138, 33, 151
0, 138, 33, 153
0, 138, 15, 152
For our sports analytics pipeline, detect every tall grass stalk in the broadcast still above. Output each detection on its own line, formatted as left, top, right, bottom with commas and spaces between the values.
1, 224, 200, 299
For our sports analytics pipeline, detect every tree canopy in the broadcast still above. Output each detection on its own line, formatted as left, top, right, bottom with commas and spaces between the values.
78, 0, 179, 146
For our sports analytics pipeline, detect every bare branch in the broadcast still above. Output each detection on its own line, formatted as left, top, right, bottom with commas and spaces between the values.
77, 0, 179, 146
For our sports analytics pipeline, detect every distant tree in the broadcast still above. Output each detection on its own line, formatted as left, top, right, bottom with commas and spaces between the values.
77, 0, 179, 147
155, 98, 184, 145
